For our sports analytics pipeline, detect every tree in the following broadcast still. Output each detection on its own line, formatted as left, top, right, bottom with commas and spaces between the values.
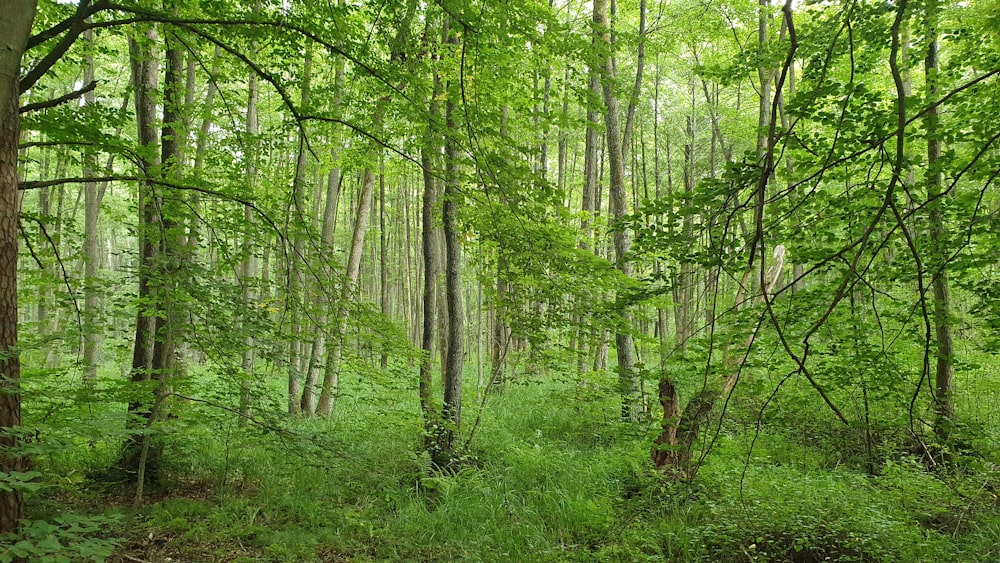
923, 0, 954, 443
594, 0, 640, 422
116, 26, 161, 489
440, 19, 465, 460
0, 0, 37, 536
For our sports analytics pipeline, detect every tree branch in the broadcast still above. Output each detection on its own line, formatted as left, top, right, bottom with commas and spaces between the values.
26, 0, 109, 49
20, 1, 103, 93
18, 80, 97, 114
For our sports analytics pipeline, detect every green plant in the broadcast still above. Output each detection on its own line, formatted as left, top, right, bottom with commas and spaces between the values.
0, 514, 120, 563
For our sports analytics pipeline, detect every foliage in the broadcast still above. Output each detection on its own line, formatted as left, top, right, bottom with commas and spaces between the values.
6, 0, 1000, 558
0, 514, 120, 563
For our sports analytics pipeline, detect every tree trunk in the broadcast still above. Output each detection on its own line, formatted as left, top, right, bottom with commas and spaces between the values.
594, 0, 640, 421
441, 34, 465, 458
578, 64, 601, 375
379, 169, 390, 369
302, 58, 345, 415
0, 0, 35, 534
316, 168, 376, 417
924, 1, 953, 442
420, 141, 441, 459
314, 0, 416, 416
136, 23, 187, 498
491, 107, 512, 389
82, 29, 101, 386
117, 28, 161, 487
621, 0, 646, 161
240, 33, 260, 420
286, 49, 312, 414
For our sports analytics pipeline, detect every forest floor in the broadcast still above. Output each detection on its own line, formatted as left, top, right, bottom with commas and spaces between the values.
18, 367, 1000, 562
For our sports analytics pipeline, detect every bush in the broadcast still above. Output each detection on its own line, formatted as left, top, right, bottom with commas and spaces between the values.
0, 514, 120, 563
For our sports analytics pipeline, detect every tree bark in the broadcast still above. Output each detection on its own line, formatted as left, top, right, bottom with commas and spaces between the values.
594, 0, 640, 421
420, 141, 441, 459
82, 29, 101, 386
240, 29, 260, 420
136, 21, 186, 498
315, 168, 376, 417
578, 63, 601, 375
441, 33, 465, 456
379, 168, 390, 369
621, 0, 646, 161
302, 58, 345, 415
0, 0, 36, 534
117, 28, 161, 487
924, 0, 953, 442
286, 48, 312, 414
314, 0, 416, 417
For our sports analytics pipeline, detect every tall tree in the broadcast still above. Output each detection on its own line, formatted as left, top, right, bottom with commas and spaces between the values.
240, 24, 261, 420
136, 17, 188, 499
420, 92, 442, 461
117, 27, 161, 487
82, 28, 100, 386
924, 0, 953, 442
302, 58, 346, 416
315, 0, 417, 417
286, 48, 312, 415
441, 20, 465, 459
594, 0, 640, 421
0, 0, 36, 535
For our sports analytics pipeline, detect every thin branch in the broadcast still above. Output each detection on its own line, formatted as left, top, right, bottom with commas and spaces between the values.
19, 81, 98, 114
26, 0, 107, 49
18, 215, 84, 350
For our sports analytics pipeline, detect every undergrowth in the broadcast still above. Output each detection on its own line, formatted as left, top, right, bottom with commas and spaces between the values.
9, 364, 1000, 562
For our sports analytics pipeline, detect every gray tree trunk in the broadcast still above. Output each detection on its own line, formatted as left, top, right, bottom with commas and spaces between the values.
594, 0, 640, 422
302, 58, 345, 415
286, 49, 312, 414
924, 1, 953, 442
240, 42, 260, 420
82, 29, 100, 386
316, 168, 376, 417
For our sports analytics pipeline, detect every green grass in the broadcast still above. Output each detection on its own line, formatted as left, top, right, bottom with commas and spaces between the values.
10, 360, 1000, 561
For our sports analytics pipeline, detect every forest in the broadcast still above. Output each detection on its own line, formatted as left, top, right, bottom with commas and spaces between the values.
2, 0, 1000, 560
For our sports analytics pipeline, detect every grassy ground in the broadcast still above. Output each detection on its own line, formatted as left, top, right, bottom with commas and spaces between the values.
11, 363, 1000, 562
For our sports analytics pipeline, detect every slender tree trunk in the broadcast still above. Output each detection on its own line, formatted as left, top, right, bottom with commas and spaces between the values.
621, 0, 646, 161
240, 34, 260, 420
136, 22, 187, 498
286, 49, 312, 414
302, 58, 345, 415
420, 137, 441, 460
924, 1, 953, 442
773, 20, 802, 291
677, 102, 696, 350
557, 67, 570, 194
403, 172, 416, 347
117, 28, 160, 485
476, 281, 483, 392
441, 24, 465, 458
315, 0, 416, 416
379, 168, 390, 369
316, 168, 376, 417
578, 65, 601, 375
82, 30, 101, 386
36, 169, 49, 325
594, 0, 640, 421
